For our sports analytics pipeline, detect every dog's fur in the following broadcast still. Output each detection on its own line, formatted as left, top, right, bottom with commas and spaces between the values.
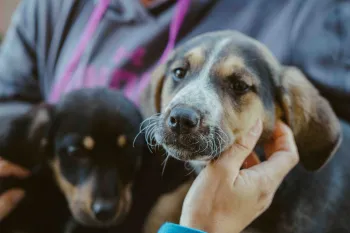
0, 88, 147, 233
140, 30, 350, 233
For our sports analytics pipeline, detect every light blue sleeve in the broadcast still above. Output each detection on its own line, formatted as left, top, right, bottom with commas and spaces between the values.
158, 222, 207, 233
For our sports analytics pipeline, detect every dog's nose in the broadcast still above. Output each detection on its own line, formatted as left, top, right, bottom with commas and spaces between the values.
167, 107, 200, 133
92, 200, 118, 222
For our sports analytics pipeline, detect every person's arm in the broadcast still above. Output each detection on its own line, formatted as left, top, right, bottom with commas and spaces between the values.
0, 0, 43, 107
158, 222, 206, 233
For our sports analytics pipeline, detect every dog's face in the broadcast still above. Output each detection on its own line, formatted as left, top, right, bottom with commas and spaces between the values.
142, 30, 342, 171
0, 89, 144, 227
47, 89, 143, 227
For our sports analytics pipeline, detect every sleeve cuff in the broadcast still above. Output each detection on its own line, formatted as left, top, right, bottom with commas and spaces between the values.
158, 222, 207, 233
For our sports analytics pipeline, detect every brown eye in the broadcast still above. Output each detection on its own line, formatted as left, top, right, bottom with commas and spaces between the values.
231, 80, 250, 94
172, 68, 187, 81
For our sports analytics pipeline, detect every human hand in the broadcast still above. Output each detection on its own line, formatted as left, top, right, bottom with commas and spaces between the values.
0, 157, 30, 221
180, 120, 299, 233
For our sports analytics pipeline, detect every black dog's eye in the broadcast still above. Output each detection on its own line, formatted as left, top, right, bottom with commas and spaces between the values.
231, 80, 250, 94
66, 146, 87, 158
172, 68, 187, 81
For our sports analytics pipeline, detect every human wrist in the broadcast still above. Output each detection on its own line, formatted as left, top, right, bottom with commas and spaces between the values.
180, 214, 243, 233
159, 222, 207, 233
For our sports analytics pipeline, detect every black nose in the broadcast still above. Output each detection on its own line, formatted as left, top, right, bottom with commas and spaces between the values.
167, 107, 200, 133
92, 200, 118, 222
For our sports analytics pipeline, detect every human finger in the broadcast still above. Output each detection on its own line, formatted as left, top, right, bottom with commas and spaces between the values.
0, 159, 30, 178
264, 121, 297, 159
0, 189, 25, 221
242, 152, 261, 169
213, 119, 263, 177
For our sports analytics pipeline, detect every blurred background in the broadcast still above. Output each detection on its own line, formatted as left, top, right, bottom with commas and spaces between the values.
0, 0, 21, 40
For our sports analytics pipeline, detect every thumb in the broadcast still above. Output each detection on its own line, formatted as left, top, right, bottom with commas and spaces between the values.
213, 119, 263, 177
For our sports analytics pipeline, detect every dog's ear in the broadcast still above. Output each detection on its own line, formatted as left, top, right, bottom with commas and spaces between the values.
0, 103, 54, 169
276, 66, 342, 171
27, 103, 55, 147
140, 64, 166, 118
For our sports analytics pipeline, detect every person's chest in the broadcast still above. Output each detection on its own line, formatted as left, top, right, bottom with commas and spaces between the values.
44, 0, 175, 103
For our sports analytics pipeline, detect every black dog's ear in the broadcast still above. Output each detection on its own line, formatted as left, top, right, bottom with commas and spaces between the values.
140, 64, 166, 118
27, 103, 55, 147
0, 103, 54, 169
277, 66, 342, 171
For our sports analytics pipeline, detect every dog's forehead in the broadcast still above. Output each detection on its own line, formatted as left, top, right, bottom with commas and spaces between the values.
56, 89, 142, 134
173, 31, 276, 77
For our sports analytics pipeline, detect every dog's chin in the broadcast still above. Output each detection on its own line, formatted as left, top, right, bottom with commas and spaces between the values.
154, 126, 232, 161
161, 142, 224, 162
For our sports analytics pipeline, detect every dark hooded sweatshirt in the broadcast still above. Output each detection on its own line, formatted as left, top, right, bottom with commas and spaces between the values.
0, 0, 349, 121
0, 0, 349, 232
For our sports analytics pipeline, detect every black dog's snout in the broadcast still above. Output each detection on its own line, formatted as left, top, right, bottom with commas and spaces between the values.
167, 107, 200, 133
92, 200, 118, 222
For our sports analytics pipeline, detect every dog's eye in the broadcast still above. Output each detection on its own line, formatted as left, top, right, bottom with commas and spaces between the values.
66, 146, 87, 158
172, 68, 187, 81
231, 80, 250, 94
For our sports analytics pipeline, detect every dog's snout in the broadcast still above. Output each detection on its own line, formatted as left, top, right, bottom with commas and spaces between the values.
92, 200, 118, 222
167, 107, 200, 133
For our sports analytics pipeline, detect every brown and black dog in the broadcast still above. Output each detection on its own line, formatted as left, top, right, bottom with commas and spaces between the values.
140, 30, 350, 233
0, 88, 146, 233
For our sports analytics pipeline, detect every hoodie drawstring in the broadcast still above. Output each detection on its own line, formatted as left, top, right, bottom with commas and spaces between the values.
49, 0, 190, 104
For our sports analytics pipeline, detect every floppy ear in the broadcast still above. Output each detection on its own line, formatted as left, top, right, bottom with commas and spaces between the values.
140, 64, 166, 118
0, 103, 54, 169
276, 66, 342, 171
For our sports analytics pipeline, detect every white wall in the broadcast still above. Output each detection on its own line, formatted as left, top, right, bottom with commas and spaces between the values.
0, 0, 21, 35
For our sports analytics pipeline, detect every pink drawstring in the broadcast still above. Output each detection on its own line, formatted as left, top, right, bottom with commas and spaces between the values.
48, 0, 190, 104
48, 0, 111, 103
158, 0, 191, 64
134, 0, 191, 104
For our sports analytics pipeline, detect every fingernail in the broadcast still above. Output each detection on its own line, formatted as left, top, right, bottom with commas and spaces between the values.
250, 119, 262, 136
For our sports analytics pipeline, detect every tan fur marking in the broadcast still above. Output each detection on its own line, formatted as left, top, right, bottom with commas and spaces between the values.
117, 135, 127, 148
215, 55, 245, 77
223, 93, 265, 140
143, 179, 194, 233
50, 158, 94, 219
51, 158, 77, 200
185, 47, 205, 69
83, 136, 95, 150
117, 183, 133, 218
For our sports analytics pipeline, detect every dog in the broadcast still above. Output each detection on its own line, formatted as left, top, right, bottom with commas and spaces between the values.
139, 30, 350, 233
0, 88, 147, 233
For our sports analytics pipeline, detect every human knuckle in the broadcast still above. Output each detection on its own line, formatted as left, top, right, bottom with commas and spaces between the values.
258, 195, 273, 212
235, 143, 251, 155
257, 174, 275, 195
287, 151, 299, 165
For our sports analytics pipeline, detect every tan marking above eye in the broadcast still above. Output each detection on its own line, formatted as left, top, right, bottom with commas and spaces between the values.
117, 135, 127, 148
83, 136, 95, 150
215, 55, 245, 77
185, 47, 205, 69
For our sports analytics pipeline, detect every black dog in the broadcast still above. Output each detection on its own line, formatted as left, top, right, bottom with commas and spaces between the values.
0, 88, 147, 233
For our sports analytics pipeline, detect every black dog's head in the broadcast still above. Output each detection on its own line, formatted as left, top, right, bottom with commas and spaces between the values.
141, 30, 342, 171
0, 88, 144, 227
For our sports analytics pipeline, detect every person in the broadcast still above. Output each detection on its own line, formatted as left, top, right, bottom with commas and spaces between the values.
0, 0, 349, 232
